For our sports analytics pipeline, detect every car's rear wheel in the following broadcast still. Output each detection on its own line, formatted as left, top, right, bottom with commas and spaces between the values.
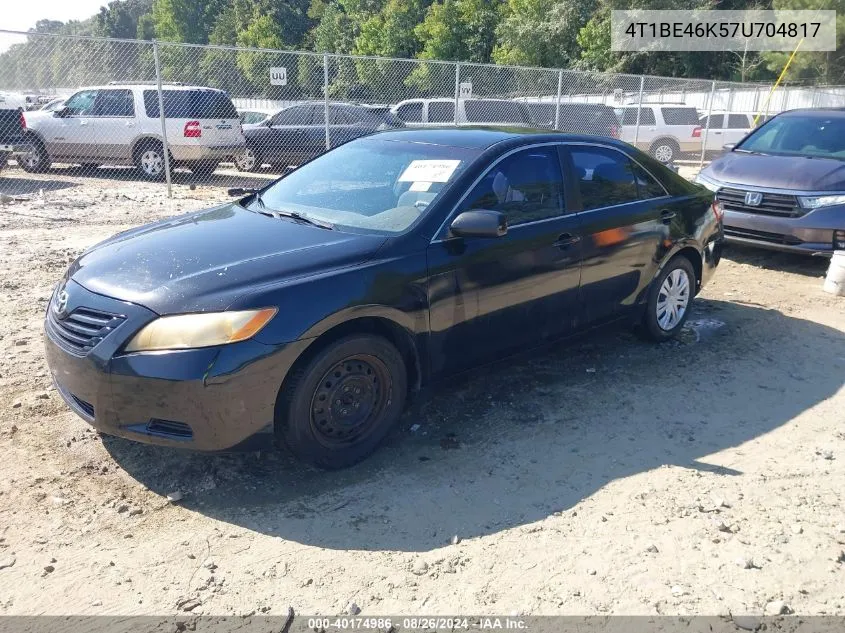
276, 334, 407, 469
19, 136, 51, 173
134, 141, 170, 181
640, 255, 696, 341
234, 147, 260, 172
649, 139, 679, 164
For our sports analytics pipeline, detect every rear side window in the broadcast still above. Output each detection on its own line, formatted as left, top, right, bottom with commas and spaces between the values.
702, 114, 724, 128
620, 107, 655, 125
728, 114, 751, 129
661, 107, 700, 125
90, 89, 134, 117
396, 103, 423, 122
143, 90, 238, 119
429, 102, 454, 123
271, 106, 312, 126
570, 146, 639, 210
631, 162, 667, 199
464, 100, 529, 123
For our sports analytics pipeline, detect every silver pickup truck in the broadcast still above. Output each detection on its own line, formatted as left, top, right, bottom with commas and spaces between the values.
0, 99, 31, 175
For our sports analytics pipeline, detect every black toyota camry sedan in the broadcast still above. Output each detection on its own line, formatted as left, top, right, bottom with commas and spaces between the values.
44, 128, 723, 469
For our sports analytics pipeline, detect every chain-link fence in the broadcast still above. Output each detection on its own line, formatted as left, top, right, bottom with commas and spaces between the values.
2, 28, 845, 198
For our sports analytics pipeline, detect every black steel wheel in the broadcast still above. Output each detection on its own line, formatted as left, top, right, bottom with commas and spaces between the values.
277, 334, 407, 469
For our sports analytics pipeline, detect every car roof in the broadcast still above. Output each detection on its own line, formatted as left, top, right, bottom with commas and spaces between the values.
776, 108, 845, 118
371, 127, 632, 150
77, 84, 226, 92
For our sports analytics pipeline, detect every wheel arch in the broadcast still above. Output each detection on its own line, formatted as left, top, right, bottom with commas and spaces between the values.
649, 136, 681, 151
660, 242, 703, 294
129, 134, 164, 159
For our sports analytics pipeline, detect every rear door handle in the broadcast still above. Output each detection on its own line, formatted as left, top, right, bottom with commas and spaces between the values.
660, 210, 676, 224
553, 233, 581, 248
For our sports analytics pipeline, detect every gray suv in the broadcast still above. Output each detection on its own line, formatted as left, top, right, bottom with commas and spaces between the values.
696, 109, 845, 255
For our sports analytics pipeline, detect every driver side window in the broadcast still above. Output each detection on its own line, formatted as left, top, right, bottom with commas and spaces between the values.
462, 147, 565, 226
63, 90, 98, 116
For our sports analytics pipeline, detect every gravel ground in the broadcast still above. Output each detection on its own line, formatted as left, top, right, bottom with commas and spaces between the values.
0, 163, 843, 618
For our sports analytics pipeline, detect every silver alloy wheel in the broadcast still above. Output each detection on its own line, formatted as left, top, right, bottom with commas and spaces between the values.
653, 144, 674, 164
22, 147, 42, 169
140, 149, 163, 176
656, 268, 690, 331
235, 147, 257, 171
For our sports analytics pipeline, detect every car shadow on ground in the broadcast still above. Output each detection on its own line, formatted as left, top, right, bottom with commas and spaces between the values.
724, 243, 831, 278
0, 174, 77, 195
102, 298, 845, 552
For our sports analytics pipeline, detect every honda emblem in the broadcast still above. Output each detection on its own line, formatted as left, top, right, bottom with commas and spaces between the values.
744, 191, 763, 206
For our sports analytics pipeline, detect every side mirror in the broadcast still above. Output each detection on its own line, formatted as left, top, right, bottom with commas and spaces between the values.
722, 143, 736, 151
450, 210, 507, 239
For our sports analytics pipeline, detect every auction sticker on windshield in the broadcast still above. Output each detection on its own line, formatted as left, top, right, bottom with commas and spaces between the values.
399, 160, 461, 183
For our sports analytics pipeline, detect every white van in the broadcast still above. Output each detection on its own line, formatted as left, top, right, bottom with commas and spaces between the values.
391, 98, 531, 127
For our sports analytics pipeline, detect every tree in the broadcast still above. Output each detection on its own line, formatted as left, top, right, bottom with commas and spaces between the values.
354, 0, 430, 58
415, 0, 502, 63
493, 0, 596, 68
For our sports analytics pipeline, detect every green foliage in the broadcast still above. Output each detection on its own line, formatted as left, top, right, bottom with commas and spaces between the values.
415, 0, 502, 63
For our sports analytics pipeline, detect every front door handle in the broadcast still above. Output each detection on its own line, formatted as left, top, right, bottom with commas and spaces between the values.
553, 233, 581, 248
660, 210, 676, 224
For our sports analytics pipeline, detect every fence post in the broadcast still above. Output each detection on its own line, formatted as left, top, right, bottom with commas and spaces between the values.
152, 39, 172, 199
323, 53, 330, 150
633, 75, 645, 148
554, 70, 563, 130
699, 80, 716, 171
453, 63, 461, 126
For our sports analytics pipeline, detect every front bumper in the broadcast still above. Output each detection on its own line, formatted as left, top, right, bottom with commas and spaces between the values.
44, 280, 309, 451
723, 209, 841, 256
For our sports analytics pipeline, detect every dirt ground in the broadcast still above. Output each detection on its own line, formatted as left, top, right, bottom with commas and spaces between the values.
0, 163, 843, 618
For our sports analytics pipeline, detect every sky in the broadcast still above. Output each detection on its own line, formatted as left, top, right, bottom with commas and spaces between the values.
4, 0, 106, 33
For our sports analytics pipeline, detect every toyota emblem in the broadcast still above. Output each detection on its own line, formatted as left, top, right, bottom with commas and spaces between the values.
53, 289, 69, 317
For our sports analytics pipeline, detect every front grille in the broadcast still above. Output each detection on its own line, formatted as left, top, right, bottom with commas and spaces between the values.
717, 187, 803, 218
47, 307, 125, 355
147, 419, 193, 440
724, 226, 803, 246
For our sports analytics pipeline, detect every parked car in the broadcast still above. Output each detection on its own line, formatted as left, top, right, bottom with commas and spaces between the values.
699, 112, 753, 153
234, 102, 403, 172
44, 128, 722, 468
391, 98, 532, 127
0, 96, 31, 175
39, 97, 66, 112
614, 103, 702, 164
21, 83, 245, 179
696, 108, 845, 255
524, 101, 620, 137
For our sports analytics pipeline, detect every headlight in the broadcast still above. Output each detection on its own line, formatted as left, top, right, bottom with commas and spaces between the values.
695, 173, 720, 192
125, 308, 277, 352
798, 194, 845, 210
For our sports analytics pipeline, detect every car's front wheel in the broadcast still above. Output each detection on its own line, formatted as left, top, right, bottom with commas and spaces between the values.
640, 255, 696, 341
276, 334, 407, 469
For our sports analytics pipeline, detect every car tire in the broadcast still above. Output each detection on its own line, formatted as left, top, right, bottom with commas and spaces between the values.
134, 140, 171, 181
19, 135, 51, 173
639, 255, 696, 342
276, 334, 407, 470
649, 139, 679, 165
189, 160, 219, 178
234, 147, 260, 172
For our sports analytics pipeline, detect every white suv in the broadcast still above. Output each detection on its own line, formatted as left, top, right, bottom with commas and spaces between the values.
21, 83, 245, 179
614, 103, 702, 164
391, 98, 532, 127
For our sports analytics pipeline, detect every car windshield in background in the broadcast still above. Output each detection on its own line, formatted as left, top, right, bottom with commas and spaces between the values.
736, 114, 845, 159
252, 139, 480, 235
142, 90, 238, 119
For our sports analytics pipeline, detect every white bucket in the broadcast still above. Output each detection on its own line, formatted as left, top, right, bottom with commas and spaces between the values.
823, 250, 845, 296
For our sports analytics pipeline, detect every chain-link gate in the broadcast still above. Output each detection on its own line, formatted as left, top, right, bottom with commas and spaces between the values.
2, 28, 845, 199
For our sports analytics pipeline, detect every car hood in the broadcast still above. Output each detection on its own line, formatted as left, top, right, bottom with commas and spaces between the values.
704, 152, 845, 191
68, 203, 387, 315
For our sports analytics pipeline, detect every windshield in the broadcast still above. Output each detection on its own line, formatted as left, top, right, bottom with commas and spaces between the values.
737, 114, 845, 159
251, 138, 480, 235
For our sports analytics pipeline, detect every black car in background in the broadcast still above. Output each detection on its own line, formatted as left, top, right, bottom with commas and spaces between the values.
234, 102, 404, 171
526, 102, 621, 138
697, 108, 845, 255
45, 128, 722, 469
